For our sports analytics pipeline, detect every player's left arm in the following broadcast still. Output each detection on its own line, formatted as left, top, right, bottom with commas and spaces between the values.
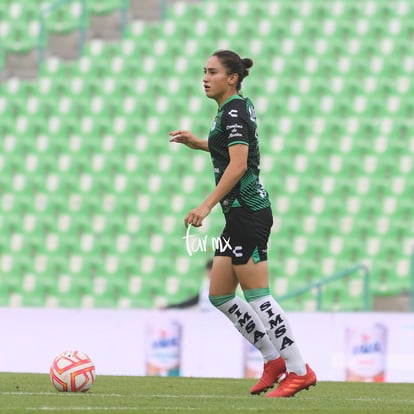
184, 144, 248, 227
203, 144, 247, 207
185, 101, 249, 227
201, 99, 251, 213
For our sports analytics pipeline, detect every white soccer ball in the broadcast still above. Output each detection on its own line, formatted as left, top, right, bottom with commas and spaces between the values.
50, 350, 96, 392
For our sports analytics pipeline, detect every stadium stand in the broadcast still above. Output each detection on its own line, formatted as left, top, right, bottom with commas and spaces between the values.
0, 0, 413, 310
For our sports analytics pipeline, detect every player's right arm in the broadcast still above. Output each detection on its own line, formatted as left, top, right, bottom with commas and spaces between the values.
169, 130, 210, 152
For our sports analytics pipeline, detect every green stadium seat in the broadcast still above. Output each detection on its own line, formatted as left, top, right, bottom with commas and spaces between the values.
1, 0, 413, 310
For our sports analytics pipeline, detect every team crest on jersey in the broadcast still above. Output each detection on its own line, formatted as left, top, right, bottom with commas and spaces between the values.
228, 109, 239, 118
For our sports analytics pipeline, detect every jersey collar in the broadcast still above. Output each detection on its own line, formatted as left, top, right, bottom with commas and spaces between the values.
219, 94, 243, 110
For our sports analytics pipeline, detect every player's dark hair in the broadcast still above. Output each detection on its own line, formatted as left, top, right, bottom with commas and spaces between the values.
212, 50, 253, 91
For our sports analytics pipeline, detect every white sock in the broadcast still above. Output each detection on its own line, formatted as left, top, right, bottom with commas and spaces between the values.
210, 295, 280, 363
246, 292, 306, 375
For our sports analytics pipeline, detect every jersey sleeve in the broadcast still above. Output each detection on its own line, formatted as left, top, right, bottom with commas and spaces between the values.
221, 99, 250, 147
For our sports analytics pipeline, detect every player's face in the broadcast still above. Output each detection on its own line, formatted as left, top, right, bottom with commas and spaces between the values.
203, 56, 237, 105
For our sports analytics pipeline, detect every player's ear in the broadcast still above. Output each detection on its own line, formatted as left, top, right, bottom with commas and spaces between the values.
228, 73, 238, 85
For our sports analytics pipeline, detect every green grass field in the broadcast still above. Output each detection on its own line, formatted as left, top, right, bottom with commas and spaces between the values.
0, 373, 413, 414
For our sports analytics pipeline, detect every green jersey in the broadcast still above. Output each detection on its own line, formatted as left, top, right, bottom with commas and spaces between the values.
207, 95, 271, 214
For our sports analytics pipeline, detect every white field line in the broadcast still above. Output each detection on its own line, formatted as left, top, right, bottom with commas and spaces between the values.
0, 392, 122, 397
2, 393, 414, 403
21, 399, 414, 412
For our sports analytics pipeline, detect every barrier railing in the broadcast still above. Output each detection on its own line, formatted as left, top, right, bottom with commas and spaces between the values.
38, 0, 86, 69
277, 264, 371, 311
37, 0, 128, 69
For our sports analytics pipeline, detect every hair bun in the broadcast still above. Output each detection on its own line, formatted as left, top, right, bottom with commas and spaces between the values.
241, 58, 253, 70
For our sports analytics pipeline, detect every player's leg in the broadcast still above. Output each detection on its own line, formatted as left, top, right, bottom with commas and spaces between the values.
235, 259, 316, 397
209, 255, 283, 391
235, 258, 306, 371
231, 206, 316, 396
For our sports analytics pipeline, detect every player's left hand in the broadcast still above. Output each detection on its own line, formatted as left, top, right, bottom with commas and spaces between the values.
184, 204, 211, 227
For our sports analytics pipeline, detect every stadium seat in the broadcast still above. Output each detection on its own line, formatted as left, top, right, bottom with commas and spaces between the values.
0, 0, 413, 310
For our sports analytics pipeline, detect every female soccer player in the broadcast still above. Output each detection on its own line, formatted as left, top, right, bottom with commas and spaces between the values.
169, 50, 316, 397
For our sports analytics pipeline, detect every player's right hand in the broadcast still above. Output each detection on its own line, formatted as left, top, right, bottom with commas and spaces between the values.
168, 130, 199, 149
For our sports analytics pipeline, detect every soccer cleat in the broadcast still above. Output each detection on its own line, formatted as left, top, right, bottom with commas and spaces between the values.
266, 364, 316, 398
250, 357, 286, 395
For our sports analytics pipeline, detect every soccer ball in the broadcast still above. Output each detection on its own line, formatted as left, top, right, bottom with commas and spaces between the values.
50, 350, 96, 392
